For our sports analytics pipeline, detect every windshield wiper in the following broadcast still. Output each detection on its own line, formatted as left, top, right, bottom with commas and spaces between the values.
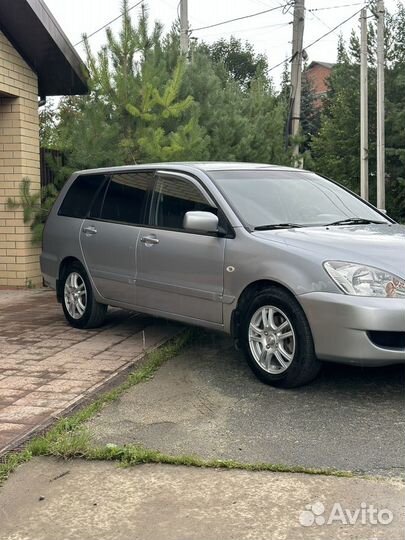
254, 223, 304, 231
326, 217, 387, 226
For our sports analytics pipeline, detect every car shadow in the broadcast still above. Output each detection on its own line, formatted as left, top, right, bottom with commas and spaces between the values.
199, 330, 404, 396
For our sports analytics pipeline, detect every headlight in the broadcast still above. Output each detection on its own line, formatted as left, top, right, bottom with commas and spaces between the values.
324, 261, 405, 298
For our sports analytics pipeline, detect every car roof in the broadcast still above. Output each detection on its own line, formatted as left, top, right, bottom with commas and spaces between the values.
75, 161, 301, 176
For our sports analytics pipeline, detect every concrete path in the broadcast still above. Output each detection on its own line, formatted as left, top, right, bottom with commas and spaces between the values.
0, 289, 180, 454
88, 335, 405, 477
0, 458, 403, 540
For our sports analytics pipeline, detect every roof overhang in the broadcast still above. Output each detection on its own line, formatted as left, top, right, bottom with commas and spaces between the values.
0, 0, 88, 96
307, 61, 335, 71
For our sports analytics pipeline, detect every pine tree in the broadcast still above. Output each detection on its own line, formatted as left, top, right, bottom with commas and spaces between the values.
54, 0, 207, 169
182, 40, 289, 164
301, 64, 321, 152
279, 60, 291, 105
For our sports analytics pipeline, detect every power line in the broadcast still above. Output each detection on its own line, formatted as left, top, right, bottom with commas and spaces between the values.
268, 7, 363, 73
200, 21, 292, 38
250, 0, 295, 15
248, 0, 282, 9
74, 0, 144, 47
305, 7, 362, 49
308, 9, 335, 33
190, 3, 290, 32
309, 2, 365, 12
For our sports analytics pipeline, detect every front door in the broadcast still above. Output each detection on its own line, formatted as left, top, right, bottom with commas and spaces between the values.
135, 172, 225, 324
80, 171, 153, 304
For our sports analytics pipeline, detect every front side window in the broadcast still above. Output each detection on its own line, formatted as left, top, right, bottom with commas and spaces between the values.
210, 170, 390, 229
150, 176, 216, 230
101, 172, 153, 225
59, 174, 106, 218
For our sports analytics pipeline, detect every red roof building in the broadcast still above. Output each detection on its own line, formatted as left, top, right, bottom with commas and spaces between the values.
305, 61, 335, 109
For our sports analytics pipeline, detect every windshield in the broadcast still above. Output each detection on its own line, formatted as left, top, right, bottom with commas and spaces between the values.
210, 170, 390, 229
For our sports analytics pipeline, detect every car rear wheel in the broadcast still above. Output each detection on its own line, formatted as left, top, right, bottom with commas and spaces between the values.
240, 287, 321, 388
61, 262, 107, 329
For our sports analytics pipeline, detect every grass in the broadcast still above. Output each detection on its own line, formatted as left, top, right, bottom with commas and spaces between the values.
0, 449, 32, 486
0, 328, 355, 485
28, 429, 355, 477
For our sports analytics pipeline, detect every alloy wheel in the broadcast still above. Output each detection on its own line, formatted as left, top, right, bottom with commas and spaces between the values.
64, 271, 87, 320
248, 305, 296, 374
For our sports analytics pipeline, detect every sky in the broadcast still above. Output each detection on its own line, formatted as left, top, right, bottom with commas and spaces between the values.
44, 0, 403, 86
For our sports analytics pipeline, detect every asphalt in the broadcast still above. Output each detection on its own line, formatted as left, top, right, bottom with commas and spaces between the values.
88, 333, 405, 477
0, 458, 403, 540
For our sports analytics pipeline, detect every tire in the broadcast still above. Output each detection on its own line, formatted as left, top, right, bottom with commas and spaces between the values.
61, 261, 107, 329
240, 287, 321, 388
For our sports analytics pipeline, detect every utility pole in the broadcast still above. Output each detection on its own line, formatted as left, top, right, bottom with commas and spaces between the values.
290, 0, 305, 167
376, 0, 385, 210
360, 7, 369, 201
179, 0, 190, 58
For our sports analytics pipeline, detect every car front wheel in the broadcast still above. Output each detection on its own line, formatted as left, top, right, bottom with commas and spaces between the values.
61, 262, 107, 329
240, 287, 321, 388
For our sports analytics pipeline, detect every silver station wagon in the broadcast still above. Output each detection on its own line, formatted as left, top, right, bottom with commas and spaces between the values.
41, 163, 405, 388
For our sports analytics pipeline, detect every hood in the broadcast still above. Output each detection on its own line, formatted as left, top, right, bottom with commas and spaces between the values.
253, 223, 405, 278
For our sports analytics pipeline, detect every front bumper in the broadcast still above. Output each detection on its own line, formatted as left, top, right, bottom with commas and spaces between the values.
299, 292, 405, 366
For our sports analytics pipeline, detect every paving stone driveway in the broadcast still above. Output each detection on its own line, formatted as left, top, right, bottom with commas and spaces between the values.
0, 289, 180, 455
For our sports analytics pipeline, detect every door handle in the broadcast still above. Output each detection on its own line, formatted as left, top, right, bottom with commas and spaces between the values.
140, 235, 159, 246
83, 226, 97, 236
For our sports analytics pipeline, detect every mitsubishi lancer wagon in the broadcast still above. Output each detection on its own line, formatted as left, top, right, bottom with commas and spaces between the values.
41, 163, 405, 388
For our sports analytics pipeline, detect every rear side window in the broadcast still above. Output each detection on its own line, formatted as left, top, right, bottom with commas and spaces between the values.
89, 180, 109, 219
101, 172, 153, 225
58, 174, 106, 218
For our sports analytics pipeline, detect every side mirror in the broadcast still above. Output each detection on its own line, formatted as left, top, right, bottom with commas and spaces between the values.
183, 211, 219, 233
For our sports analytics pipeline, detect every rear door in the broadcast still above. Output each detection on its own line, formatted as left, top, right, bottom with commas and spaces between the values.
80, 171, 154, 304
135, 171, 226, 324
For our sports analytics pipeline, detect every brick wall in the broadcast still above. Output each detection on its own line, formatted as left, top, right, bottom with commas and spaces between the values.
0, 31, 41, 287
305, 64, 332, 109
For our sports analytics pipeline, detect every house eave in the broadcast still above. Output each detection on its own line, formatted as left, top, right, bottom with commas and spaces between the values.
0, 0, 88, 96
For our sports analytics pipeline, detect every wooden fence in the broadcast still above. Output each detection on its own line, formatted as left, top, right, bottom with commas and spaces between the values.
40, 148, 65, 189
